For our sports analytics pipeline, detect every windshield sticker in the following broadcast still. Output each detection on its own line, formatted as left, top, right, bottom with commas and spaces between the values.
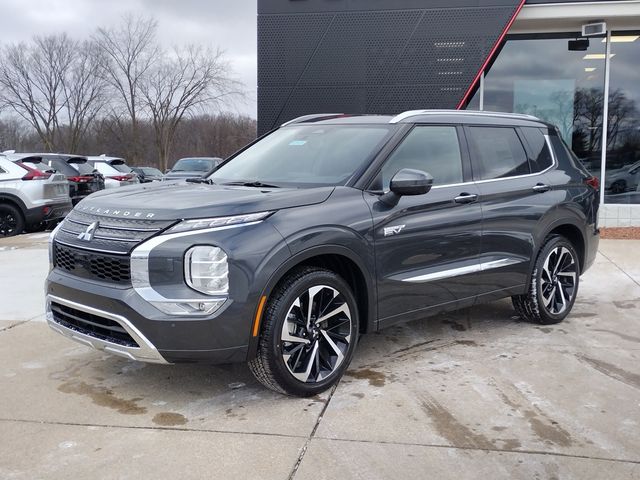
289, 140, 307, 146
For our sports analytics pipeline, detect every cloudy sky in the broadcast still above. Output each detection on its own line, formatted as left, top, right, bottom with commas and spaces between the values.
0, 0, 258, 117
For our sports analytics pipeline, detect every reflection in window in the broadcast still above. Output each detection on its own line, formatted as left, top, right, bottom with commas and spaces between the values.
466, 34, 605, 178
378, 126, 463, 189
604, 32, 640, 204
467, 127, 529, 180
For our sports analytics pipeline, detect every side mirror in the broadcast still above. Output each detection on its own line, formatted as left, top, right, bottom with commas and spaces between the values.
380, 168, 433, 206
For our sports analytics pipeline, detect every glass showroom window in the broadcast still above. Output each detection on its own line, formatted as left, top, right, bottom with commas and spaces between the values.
467, 34, 606, 179
603, 32, 640, 204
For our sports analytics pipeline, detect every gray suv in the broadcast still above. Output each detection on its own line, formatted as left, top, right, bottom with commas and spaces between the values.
45, 111, 599, 396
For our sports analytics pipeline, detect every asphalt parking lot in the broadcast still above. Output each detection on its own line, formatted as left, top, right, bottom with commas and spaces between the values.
1, 233, 639, 479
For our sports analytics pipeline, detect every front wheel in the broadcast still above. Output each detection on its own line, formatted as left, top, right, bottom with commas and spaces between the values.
512, 235, 580, 325
249, 267, 359, 396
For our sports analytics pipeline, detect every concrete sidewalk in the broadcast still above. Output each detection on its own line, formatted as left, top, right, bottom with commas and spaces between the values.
1, 235, 639, 479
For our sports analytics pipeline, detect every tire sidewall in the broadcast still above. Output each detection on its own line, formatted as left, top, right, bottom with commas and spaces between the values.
0, 204, 24, 237
265, 269, 359, 396
534, 236, 580, 323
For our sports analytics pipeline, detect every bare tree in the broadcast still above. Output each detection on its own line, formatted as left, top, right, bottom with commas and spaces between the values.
94, 14, 159, 162
140, 46, 240, 170
0, 34, 75, 151
61, 40, 109, 152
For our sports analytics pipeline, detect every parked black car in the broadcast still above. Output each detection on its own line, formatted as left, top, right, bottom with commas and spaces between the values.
35, 154, 105, 205
163, 157, 222, 180
46, 110, 599, 396
132, 167, 163, 183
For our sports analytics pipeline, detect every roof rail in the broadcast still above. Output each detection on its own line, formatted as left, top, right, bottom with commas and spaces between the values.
389, 109, 540, 124
281, 113, 345, 127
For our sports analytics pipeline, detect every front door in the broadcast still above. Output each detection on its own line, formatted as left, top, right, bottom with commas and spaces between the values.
363, 125, 483, 325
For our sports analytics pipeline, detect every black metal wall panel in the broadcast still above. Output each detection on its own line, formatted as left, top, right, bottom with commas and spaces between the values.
257, 0, 524, 134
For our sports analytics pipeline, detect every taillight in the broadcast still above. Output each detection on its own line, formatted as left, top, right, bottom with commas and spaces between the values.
109, 175, 130, 181
18, 162, 51, 181
67, 176, 93, 183
584, 176, 600, 190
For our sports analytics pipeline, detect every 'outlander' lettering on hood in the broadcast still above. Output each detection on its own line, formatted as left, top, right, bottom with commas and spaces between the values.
76, 204, 156, 218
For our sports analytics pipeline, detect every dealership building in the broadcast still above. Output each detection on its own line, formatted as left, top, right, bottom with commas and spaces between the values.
258, 0, 640, 225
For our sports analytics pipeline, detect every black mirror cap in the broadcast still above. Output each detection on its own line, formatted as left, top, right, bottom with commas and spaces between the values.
390, 168, 434, 196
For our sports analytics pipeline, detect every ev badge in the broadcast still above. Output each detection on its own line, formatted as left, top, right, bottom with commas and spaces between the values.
77, 221, 99, 241
383, 224, 405, 237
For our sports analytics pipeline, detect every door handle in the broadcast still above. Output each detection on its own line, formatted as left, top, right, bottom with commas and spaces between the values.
454, 192, 478, 204
532, 183, 551, 193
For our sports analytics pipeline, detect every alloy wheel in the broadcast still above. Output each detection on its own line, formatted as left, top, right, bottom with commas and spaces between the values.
0, 212, 17, 236
540, 246, 577, 315
280, 285, 352, 383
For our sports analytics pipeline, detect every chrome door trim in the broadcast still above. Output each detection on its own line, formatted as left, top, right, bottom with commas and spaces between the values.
401, 258, 522, 283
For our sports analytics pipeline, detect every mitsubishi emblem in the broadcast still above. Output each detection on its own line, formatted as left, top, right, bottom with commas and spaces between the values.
77, 221, 99, 241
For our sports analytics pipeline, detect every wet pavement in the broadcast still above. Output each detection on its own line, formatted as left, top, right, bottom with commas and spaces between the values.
1, 234, 639, 479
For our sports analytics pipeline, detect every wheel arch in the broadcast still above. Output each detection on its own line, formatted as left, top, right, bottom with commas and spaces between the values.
0, 192, 27, 215
248, 244, 376, 360
534, 213, 587, 275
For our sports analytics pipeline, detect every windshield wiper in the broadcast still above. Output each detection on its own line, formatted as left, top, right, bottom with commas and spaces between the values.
223, 180, 281, 188
185, 177, 214, 185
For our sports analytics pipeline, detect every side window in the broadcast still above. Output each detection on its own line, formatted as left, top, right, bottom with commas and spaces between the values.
467, 126, 530, 180
376, 126, 463, 190
520, 127, 553, 172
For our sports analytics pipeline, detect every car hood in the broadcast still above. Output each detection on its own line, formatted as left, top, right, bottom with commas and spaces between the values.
74, 181, 335, 220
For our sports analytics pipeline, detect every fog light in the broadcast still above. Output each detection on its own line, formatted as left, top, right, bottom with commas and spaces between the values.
184, 246, 229, 295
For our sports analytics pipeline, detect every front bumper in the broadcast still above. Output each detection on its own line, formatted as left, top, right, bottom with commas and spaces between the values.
46, 294, 168, 363
46, 269, 250, 364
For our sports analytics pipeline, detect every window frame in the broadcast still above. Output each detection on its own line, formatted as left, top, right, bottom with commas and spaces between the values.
365, 123, 472, 192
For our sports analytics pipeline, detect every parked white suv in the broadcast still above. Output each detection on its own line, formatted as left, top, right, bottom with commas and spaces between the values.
0, 156, 72, 236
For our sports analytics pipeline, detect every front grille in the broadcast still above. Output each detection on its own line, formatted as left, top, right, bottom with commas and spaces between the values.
55, 209, 175, 254
50, 302, 139, 348
54, 243, 131, 284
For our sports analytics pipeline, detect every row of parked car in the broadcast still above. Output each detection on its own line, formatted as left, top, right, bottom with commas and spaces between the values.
0, 152, 222, 237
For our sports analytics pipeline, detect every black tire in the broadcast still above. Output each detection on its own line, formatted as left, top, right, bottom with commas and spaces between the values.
512, 235, 580, 325
248, 266, 359, 396
0, 203, 25, 237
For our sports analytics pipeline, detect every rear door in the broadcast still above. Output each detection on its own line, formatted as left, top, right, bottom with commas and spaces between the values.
364, 125, 483, 325
466, 125, 556, 299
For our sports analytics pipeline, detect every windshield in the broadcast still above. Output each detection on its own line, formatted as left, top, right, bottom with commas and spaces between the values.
172, 158, 217, 172
142, 167, 162, 176
210, 125, 393, 187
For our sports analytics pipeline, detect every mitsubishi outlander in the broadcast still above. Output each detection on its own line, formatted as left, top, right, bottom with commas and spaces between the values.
45, 110, 600, 396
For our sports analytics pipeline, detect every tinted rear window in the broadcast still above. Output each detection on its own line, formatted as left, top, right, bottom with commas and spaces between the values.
467, 126, 530, 180
520, 127, 553, 173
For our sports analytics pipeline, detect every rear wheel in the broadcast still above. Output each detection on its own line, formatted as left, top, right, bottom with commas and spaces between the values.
0, 204, 25, 237
249, 267, 359, 396
512, 235, 579, 325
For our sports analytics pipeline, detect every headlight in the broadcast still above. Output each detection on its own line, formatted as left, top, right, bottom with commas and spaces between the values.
167, 211, 273, 234
184, 246, 229, 295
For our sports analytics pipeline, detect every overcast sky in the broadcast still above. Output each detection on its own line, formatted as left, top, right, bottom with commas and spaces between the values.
0, 0, 258, 118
